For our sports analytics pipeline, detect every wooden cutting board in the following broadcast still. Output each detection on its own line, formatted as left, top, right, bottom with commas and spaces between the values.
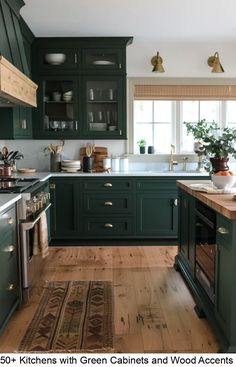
80, 146, 108, 172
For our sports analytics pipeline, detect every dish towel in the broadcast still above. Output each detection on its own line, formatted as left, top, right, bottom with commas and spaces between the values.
33, 211, 49, 258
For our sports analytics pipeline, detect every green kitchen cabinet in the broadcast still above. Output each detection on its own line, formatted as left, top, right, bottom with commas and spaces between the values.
32, 37, 133, 139
0, 204, 20, 335
136, 178, 178, 238
81, 177, 134, 238
215, 213, 236, 343
50, 178, 81, 239
178, 189, 196, 275
0, 106, 32, 139
82, 75, 126, 138
33, 76, 80, 139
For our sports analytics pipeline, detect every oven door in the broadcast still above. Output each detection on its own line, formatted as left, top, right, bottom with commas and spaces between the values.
20, 203, 51, 303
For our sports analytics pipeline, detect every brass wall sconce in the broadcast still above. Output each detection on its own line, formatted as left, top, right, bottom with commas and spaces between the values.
151, 51, 165, 72
207, 52, 224, 73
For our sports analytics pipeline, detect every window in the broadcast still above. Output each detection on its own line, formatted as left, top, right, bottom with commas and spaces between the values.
133, 99, 236, 154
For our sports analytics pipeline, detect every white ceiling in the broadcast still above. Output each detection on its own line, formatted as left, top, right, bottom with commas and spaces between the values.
21, 0, 236, 42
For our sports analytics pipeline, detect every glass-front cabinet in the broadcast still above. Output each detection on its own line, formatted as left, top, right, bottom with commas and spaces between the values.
83, 76, 124, 138
32, 37, 133, 139
34, 76, 79, 139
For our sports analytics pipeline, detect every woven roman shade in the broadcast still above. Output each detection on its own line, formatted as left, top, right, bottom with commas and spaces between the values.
134, 85, 236, 100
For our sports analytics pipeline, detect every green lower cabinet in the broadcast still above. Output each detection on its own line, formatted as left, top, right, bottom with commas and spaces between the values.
50, 178, 81, 239
0, 204, 20, 335
136, 193, 178, 237
177, 189, 236, 352
215, 214, 236, 344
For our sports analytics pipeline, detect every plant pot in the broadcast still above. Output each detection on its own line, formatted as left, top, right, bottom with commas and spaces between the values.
139, 146, 146, 154
210, 157, 229, 173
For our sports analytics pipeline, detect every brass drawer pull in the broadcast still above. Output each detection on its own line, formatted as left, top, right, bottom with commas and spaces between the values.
104, 201, 113, 206
104, 183, 112, 187
217, 227, 229, 235
3, 245, 15, 253
7, 283, 15, 291
8, 217, 13, 225
104, 223, 113, 228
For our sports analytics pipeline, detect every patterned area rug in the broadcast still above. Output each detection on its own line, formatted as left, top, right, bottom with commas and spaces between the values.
18, 281, 113, 352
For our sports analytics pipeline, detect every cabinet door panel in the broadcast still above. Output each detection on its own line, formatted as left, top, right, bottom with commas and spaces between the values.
50, 179, 80, 238
137, 193, 178, 237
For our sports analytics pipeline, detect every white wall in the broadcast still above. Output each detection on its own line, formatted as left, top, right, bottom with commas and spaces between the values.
127, 41, 236, 78
2, 40, 236, 170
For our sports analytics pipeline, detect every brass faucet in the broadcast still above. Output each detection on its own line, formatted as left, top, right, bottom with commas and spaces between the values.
169, 144, 178, 171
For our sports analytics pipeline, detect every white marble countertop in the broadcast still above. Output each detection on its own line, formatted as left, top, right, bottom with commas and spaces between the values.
13, 170, 209, 181
0, 194, 21, 213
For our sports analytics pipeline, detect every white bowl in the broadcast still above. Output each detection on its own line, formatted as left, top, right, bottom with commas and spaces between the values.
45, 53, 66, 65
211, 175, 236, 189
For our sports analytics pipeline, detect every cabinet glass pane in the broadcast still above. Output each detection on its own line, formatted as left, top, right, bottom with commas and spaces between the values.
43, 80, 77, 132
84, 49, 121, 69
86, 80, 118, 132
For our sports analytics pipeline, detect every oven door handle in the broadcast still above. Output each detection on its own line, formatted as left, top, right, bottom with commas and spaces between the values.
20, 203, 51, 231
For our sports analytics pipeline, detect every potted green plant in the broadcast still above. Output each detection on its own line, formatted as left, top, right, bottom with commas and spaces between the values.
137, 139, 146, 154
185, 119, 236, 172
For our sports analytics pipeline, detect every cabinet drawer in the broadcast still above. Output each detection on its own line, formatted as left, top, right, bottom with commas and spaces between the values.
82, 179, 133, 192
136, 179, 177, 191
83, 194, 133, 214
0, 244, 17, 269
0, 267, 19, 329
0, 206, 16, 244
216, 214, 232, 250
83, 217, 133, 236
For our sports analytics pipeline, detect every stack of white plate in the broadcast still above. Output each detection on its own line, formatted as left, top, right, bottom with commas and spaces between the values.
61, 160, 81, 173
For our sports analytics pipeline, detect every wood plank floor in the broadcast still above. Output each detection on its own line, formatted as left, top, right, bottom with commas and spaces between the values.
0, 246, 219, 353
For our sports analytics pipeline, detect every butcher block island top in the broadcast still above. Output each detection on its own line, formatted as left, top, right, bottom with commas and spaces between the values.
177, 179, 236, 220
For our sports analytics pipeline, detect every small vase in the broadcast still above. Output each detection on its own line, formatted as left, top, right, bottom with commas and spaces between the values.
210, 157, 229, 173
139, 146, 146, 154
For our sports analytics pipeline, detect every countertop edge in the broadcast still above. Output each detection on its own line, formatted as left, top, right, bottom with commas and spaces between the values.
177, 180, 236, 220
0, 194, 22, 213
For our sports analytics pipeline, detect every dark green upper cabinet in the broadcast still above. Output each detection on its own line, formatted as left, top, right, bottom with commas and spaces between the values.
32, 37, 133, 139
82, 75, 126, 138
33, 75, 80, 139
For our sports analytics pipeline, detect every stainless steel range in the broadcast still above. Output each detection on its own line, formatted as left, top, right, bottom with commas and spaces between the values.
0, 177, 51, 303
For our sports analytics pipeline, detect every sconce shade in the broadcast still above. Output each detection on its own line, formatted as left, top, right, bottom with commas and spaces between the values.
207, 52, 224, 73
151, 52, 165, 72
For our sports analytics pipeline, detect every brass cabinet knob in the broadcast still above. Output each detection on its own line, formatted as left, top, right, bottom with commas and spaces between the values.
104, 201, 113, 206
104, 223, 113, 228
217, 227, 229, 235
104, 183, 112, 187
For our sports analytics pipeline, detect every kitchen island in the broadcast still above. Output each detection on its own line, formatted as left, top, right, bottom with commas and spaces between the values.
175, 180, 236, 353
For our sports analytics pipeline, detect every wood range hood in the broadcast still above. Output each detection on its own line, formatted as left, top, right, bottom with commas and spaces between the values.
0, 55, 38, 107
